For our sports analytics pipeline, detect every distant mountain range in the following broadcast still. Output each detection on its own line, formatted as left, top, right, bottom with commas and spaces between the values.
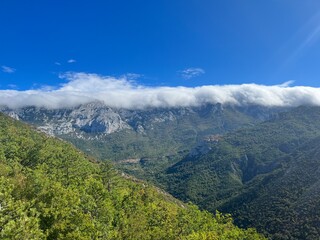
2, 102, 320, 239
0, 102, 280, 162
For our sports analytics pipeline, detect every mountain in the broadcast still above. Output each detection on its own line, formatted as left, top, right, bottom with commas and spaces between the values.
0, 113, 264, 239
6, 102, 320, 239
0, 102, 281, 181
162, 106, 320, 239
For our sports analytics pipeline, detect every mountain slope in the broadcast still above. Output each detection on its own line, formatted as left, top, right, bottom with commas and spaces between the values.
0, 102, 281, 181
1, 103, 279, 159
0, 113, 264, 239
221, 136, 320, 239
162, 106, 320, 239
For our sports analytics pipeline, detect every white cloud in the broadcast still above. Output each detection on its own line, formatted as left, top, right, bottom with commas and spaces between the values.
277, 80, 295, 87
54, 62, 61, 66
1, 66, 16, 73
179, 68, 205, 79
1, 72, 320, 109
67, 59, 76, 63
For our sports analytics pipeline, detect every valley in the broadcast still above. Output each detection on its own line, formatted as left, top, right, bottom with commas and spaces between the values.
3, 103, 320, 239
0, 112, 264, 239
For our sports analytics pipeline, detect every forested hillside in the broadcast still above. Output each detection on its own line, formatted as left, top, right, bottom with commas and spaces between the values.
221, 136, 320, 239
1, 103, 279, 180
0, 113, 264, 239
162, 106, 320, 239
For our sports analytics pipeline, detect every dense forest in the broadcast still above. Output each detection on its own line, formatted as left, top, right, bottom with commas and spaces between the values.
0, 113, 264, 239
162, 106, 320, 239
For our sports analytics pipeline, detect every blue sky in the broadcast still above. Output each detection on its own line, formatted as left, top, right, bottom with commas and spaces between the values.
1, 0, 320, 90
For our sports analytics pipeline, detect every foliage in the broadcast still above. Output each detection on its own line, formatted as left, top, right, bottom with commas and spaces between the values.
161, 106, 320, 239
0, 113, 264, 239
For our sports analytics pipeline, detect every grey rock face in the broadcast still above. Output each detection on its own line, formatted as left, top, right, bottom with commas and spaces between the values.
1, 101, 192, 137
0, 102, 284, 162
1, 102, 131, 136
69, 102, 130, 134
0, 102, 280, 141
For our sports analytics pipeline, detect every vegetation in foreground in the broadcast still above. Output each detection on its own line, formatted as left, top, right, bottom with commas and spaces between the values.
0, 113, 264, 239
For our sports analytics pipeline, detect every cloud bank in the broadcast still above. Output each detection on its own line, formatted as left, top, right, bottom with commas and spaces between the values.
1, 72, 320, 109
